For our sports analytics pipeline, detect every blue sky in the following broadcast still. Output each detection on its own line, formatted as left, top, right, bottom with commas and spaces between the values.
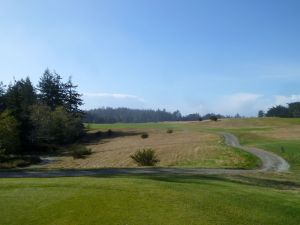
1, 0, 300, 116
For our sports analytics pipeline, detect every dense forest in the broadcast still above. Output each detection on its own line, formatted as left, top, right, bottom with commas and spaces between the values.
259, 102, 300, 118
0, 69, 84, 158
84, 107, 227, 123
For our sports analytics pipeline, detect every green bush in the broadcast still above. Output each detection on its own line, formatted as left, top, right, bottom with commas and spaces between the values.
210, 116, 218, 121
0, 110, 21, 155
0, 156, 41, 168
130, 149, 159, 166
30, 105, 84, 145
107, 129, 113, 136
166, 129, 173, 134
141, 133, 149, 139
71, 145, 92, 159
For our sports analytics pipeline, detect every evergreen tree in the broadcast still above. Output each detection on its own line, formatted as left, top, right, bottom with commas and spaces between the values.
37, 69, 64, 110
288, 102, 300, 117
0, 82, 6, 112
258, 110, 265, 118
5, 78, 36, 150
63, 77, 83, 116
0, 110, 21, 156
266, 105, 289, 118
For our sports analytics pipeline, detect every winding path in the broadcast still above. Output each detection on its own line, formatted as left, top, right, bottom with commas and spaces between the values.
0, 133, 289, 178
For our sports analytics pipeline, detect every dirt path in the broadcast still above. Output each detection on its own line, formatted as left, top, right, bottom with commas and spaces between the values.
0, 133, 290, 178
222, 132, 289, 172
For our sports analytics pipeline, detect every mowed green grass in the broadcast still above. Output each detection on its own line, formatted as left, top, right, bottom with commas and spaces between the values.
1, 118, 299, 225
0, 175, 299, 225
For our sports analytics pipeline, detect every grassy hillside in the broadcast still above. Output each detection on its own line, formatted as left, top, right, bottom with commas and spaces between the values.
197, 118, 300, 172
42, 122, 259, 169
0, 175, 299, 225
1, 118, 300, 225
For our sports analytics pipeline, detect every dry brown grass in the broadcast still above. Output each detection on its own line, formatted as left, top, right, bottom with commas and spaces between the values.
195, 118, 300, 141
43, 128, 249, 169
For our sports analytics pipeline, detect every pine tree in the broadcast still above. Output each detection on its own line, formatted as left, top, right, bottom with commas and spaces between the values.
63, 77, 83, 116
258, 110, 265, 118
0, 82, 6, 112
5, 78, 36, 150
37, 69, 64, 110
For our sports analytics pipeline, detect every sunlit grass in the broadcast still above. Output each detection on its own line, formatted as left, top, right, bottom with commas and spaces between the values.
0, 175, 299, 225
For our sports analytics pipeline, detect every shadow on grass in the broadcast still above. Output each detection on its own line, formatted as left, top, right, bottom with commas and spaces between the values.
1, 168, 300, 190
79, 130, 145, 144
89, 173, 300, 190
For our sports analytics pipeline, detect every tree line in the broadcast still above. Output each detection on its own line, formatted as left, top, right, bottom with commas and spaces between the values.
0, 69, 84, 157
258, 102, 300, 118
84, 107, 227, 123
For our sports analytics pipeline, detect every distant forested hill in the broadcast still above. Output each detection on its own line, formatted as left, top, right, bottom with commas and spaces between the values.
84, 107, 226, 123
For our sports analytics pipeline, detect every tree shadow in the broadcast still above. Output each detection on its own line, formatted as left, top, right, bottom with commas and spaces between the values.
79, 130, 145, 144
88, 172, 300, 190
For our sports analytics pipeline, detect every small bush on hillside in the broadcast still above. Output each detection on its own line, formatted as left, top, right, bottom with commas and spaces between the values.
0, 155, 41, 168
107, 129, 113, 136
141, 133, 149, 139
130, 149, 159, 166
72, 145, 92, 159
210, 116, 218, 121
167, 129, 173, 134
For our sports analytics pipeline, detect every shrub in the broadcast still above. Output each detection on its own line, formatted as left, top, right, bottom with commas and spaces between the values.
131, 148, 159, 166
210, 116, 218, 121
30, 105, 84, 145
0, 110, 21, 155
107, 129, 113, 136
71, 145, 92, 159
0, 156, 41, 168
141, 133, 149, 139
166, 129, 173, 134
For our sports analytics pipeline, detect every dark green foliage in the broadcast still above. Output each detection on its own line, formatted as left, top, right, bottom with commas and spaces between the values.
71, 145, 92, 159
107, 129, 113, 136
141, 133, 149, 139
0, 156, 41, 168
167, 129, 173, 134
29, 104, 53, 145
64, 77, 83, 115
210, 115, 218, 121
5, 78, 37, 149
266, 105, 289, 118
181, 113, 202, 121
258, 110, 265, 118
84, 108, 227, 123
37, 69, 64, 110
288, 102, 300, 117
51, 106, 84, 144
130, 148, 159, 166
0, 82, 6, 112
266, 102, 300, 118
0, 111, 21, 156
0, 69, 85, 157
30, 105, 84, 145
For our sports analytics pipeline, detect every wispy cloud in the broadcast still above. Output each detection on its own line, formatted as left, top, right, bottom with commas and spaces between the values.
82, 92, 300, 116
212, 93, 264, 116
275, 95, 300, 106
83, 92, 145, 102
210, 93, 300, 116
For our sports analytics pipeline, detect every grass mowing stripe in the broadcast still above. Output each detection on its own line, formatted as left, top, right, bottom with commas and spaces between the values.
0, 175, 299, 225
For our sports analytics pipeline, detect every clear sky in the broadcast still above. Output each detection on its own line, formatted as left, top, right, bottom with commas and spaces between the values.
1, 0, 300, 116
